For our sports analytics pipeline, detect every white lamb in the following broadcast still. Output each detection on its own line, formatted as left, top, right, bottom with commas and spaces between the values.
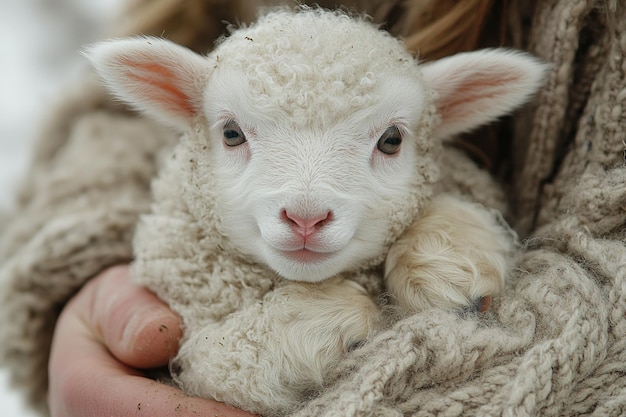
87, 7, 545, 416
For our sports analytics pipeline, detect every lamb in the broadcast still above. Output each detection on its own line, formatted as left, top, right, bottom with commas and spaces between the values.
86, 7, 545, 416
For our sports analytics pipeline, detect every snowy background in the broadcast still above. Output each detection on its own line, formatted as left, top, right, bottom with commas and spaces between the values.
0, 0, 126, 414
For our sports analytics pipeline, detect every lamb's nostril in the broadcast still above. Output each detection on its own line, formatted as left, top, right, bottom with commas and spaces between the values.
315, 211, 333, 228
282, 209, 332, 237
281, 209, 296, 226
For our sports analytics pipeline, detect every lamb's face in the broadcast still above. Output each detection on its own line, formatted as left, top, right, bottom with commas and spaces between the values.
195, 12, 437, 282
201, 72, 432, 282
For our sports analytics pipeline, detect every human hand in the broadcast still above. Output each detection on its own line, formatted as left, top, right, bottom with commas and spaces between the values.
48, 265, 255, 417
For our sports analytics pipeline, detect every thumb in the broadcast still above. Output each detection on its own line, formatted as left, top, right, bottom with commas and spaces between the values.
87, 265, 183, 369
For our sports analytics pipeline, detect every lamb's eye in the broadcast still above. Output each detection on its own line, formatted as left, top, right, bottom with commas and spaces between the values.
376, 126, 402, 155
223, 120, 247, 147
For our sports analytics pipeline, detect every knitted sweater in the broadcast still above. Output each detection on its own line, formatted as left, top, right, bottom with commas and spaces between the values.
1, 0, 625, 416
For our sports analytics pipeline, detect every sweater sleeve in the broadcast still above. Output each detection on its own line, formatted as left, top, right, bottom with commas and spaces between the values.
0, 74, 175, 414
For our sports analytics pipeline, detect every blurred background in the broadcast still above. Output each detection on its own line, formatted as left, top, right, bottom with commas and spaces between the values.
0, 0, 126, 414
0, 0, 126, 211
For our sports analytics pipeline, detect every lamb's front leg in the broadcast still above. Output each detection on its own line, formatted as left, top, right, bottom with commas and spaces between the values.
385, 194, 516, 313
172, 278, 381, 416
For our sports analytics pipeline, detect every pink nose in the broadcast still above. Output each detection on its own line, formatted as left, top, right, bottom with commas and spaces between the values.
282, 209, 332, 238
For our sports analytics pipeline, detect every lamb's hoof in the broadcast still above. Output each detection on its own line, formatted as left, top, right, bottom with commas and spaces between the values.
459, 296, 492, 315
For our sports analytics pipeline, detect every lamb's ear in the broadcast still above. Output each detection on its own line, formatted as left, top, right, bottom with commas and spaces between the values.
421, 49, 546, 140
84, 37, 209, 129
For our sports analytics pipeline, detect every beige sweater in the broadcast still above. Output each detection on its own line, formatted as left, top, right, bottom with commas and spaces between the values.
1, 0, 625, 415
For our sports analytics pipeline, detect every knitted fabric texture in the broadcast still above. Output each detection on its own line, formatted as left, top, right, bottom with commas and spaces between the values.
0, 0, 625, 416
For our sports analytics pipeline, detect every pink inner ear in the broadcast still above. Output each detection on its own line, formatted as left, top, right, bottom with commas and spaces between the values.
439, 72, 522, 125
122, 58, 196, 118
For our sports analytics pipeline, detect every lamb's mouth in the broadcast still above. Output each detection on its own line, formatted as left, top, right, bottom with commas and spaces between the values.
280, 249, 333, 264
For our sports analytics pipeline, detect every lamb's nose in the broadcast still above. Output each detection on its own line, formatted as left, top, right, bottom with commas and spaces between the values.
281, 209, 332, 238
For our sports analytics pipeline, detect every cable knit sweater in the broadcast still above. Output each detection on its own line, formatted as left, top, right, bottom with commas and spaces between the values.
1, 0, 625, 416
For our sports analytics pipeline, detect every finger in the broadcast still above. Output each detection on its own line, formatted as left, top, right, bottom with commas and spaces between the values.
49, 268, 256, 417
88, 265, 183, 369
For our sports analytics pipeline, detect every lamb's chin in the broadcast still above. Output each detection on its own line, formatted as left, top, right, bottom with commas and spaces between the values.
264, 248, 350, 283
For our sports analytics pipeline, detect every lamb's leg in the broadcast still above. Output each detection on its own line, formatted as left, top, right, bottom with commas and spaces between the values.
385, 194, 516, 313
172, 278, 381, 416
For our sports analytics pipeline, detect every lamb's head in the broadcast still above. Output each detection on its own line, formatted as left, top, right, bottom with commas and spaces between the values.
87, 8, 545, 283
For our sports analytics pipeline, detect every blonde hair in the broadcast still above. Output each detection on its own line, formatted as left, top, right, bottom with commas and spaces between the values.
116, 0, 264, 53
118, 0, 504, 58
398, 0, 497, 60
